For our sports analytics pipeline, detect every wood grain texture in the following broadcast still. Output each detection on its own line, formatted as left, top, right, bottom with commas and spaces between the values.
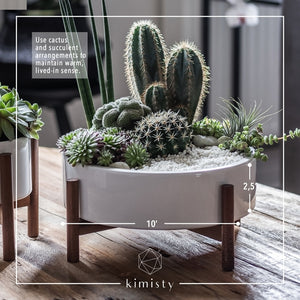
66, 179, 80, 263
221, 184, 234, 271
28, 139, 39, 238
0, 153, 15, 261
0, 147, 299, 299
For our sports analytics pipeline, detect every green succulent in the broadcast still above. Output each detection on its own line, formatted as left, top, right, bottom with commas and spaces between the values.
192, 117, 224, 138
125, 142, 149, 168
220, 99, 273, 138
65, 129, 101, 166
219, 124, 300, 161
0, 84, 43, 141
56, 128, 82, 150
58, 128, 140, 167
92, 97, 152, 130
97, 149, 114, 166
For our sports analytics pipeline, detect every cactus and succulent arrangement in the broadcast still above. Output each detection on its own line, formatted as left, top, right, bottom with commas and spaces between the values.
57, 0, 299, 170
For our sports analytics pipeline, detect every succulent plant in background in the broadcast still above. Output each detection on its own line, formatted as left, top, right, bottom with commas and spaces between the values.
135, 110, 191, 158
0, 84, 43, 141
92, 97, 152, 130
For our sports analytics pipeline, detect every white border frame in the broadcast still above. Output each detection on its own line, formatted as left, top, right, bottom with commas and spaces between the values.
15, 15, 285, 287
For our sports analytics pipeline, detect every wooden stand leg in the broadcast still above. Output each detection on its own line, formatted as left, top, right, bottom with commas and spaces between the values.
67, 179, 80, 263
28, 139, 39, 238
221, 184, 234, 271
0, 153, 15, 261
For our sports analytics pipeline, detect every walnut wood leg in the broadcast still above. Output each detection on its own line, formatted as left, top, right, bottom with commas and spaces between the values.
67, 179, 80, 263
28, 139, 39, 238
0, 153, 15, 261
221, 184, 234, 271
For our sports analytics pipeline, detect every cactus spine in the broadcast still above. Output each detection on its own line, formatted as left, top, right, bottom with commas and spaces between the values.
135, 110, 191, 158
125, 20, 167, 100
166, 41, 210, 124
143, 82, 168, 112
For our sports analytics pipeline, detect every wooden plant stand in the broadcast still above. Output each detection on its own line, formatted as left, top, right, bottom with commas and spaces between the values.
66, 180, 235, 271
0, 139, 39, 261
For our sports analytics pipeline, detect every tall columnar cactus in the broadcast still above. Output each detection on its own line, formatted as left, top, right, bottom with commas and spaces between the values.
125, 20, 167, 100
134, 110, 191, 158
142, 82, 168, 112
92, 96, 152, 130
166, 41, 210, 124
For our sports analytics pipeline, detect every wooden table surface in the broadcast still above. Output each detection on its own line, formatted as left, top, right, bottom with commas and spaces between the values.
0, 147, 299, 300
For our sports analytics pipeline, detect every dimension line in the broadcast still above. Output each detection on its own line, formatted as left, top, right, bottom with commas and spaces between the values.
249, 193, 252, 211
164, 222, 239, 225
62, 222, 136, 226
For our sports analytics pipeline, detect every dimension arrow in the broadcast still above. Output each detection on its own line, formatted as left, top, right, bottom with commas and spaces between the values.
248, 193, 252, 213
247, 162, 252, 180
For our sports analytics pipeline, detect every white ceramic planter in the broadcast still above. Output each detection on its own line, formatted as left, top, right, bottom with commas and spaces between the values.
64, 156, 256, 230
0, 138, 32, 203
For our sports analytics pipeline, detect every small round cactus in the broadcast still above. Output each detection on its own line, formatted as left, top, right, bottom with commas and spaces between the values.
134, 110, 192, 158
92, 97, 152, 130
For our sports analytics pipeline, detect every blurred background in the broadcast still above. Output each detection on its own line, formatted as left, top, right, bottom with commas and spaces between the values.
0, 0, 299, 194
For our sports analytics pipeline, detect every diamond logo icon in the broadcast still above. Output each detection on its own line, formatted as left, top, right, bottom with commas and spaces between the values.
138, 248, 162, 275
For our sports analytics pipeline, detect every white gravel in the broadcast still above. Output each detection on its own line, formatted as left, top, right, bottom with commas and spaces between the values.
139, 146, 248, 172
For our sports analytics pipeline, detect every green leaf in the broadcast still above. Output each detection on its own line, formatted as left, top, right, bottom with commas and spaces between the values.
88, 0, 108, 105
17, 124, 31, 138
1, 91, 14, 103
102, 0, 114, 102
59, 0, 95, 128
1, 118, 15, 140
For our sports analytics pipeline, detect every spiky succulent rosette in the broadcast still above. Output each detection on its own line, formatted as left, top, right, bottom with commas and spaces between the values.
125, 142, 149, 168
57, 127, 149, 168
134, 110, 192, 158
64, 129, 101, 166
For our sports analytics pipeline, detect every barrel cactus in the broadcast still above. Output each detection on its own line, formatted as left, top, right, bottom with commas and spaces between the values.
125, 20, 167, 100
142, 82, 169, 112
134, 110, 191, 158
92, 97, 152, 130
166, 41, 210, 124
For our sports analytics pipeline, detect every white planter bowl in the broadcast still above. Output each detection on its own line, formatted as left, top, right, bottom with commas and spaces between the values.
0, 137, 32, 203
64, 156, 256, 230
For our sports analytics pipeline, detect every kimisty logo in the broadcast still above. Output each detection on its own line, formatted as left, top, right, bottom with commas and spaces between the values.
125, 248, 175, 292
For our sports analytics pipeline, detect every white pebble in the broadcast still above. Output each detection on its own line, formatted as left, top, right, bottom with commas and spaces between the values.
138, 146, 248, 172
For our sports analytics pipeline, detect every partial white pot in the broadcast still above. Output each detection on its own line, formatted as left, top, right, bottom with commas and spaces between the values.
63, 156, 256, 230
0, 137, 32, 203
